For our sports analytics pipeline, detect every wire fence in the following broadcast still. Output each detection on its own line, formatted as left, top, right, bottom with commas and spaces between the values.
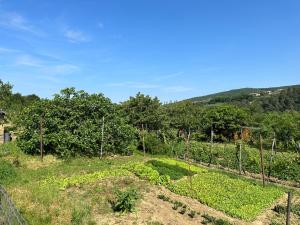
0, 185, 28, 225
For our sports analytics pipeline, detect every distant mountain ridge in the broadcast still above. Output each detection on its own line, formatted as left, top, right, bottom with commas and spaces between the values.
185, 84, 300, 112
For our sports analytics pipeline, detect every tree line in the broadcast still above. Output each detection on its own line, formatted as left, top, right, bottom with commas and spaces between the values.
1, 79, 299, 157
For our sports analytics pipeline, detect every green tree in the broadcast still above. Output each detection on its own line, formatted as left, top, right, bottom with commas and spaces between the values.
121, 92, 164, 130
202, 105, 251, 141
17, 88, 135, 158
261, 112, 300, 150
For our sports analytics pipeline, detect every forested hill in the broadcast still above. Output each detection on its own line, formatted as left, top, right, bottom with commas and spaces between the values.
185, 84, 300, 112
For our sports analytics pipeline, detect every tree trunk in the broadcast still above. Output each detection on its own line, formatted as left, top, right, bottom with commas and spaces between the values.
268, 133, 276, 178
185, 128, 192, 191
208, 128, 214, 167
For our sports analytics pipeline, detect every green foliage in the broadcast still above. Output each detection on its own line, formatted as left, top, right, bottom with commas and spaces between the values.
0, 79, 39, 122
202, 105, 250, 140
146, 160, 196, 180
41, 168, 131, 190
17, 88, 135, 158
261, 112, 300, 149
111, 188, 139, 213
121, 92, 164, 130
125, 162, 170, 185
0, 159, 16, 184
182, 142, 300, 182
169, 172, 284, 221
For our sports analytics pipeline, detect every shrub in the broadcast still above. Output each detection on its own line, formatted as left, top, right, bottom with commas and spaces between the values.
111, 188, 139, 213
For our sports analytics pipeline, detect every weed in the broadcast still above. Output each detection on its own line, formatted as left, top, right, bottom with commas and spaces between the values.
111, 188, 139, 213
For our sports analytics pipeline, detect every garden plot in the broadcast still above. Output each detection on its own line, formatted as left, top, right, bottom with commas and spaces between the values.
128, 158, 285, 221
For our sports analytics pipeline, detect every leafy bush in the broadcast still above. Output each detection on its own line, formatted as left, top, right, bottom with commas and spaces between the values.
0, 159, 17, 184
111, 188, 139, 213
17, 88, 136, 158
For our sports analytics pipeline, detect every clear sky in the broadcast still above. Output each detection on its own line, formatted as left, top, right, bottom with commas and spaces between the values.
0, 0, 299, 102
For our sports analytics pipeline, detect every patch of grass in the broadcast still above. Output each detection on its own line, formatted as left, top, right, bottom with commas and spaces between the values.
0, 159, 17, 185
71, 205, 95, 225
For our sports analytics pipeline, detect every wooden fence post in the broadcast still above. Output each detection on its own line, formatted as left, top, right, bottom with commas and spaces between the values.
141, 124, 146, 157
40, 114, 44, 162
259, 134, 266, 187
286, 192, 292, 225
100, 116, 105, 159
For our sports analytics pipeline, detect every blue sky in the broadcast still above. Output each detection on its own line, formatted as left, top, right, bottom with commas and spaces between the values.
0, 0, 299, 102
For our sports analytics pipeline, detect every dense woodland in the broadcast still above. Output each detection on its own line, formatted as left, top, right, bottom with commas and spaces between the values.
1, 79, 300, 158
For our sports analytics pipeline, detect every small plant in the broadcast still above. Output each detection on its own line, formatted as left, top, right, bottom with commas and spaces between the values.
111, 188, 139, 213
188, 210, 196, 218
273, 205, 286, 214
157, 194, 170, 202
172, 200, 184, 210
179, 207, 186, 215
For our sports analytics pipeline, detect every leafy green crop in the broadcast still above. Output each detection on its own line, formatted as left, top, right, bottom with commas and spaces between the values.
41, 168, 131, 189
169, 172, 284, 221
